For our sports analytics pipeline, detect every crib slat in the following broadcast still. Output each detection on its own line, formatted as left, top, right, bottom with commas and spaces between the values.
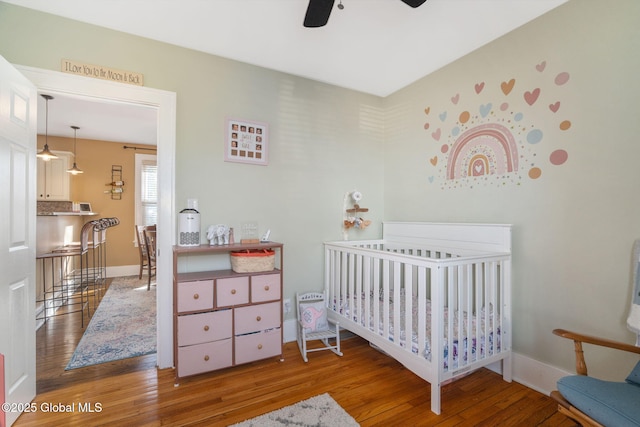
363, 255, 371, 328
382, 259, 390, 340
404, 263, 413, 356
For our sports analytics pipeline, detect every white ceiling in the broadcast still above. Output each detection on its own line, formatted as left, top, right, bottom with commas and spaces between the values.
8, 0, 567, 145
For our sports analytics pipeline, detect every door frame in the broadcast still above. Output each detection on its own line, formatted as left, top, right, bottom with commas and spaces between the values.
17, 65, 176, 369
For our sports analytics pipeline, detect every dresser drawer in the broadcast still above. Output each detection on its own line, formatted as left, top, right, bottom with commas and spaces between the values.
177, 338, 232, 377
234, 301, 280, 335
177, 280, 214, 313
216, 276, 249, 307
177, 310, 232, 346
235, 328, 281, 365
251, 273, 281, 303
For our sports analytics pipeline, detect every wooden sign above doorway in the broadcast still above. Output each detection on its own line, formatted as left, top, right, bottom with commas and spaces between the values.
61, 59, 144, 86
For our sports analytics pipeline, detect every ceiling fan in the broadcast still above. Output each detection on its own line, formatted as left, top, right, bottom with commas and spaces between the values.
304, 0, 428, 28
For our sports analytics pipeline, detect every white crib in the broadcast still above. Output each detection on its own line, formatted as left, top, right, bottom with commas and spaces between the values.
324, 222, 512, 414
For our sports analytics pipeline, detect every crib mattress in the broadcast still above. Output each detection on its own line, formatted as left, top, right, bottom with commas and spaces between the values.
332, 294, 501, 370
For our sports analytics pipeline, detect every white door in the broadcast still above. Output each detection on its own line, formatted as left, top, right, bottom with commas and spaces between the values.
0, 56, 37, 426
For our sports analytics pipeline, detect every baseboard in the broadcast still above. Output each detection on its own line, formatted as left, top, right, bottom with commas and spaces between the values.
511, 352, 570, 396
283, 318, 297, 343
106, 265, 140, 278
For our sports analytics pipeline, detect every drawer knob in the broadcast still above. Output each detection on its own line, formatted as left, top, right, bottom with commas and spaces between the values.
193, 293, 199, 300
256, 316, 262, 322
264, 285, 270, 291
204, 355, 210, 362
231, 289, 236, 295
257, 344, 263, 350
204, 325, 210, 332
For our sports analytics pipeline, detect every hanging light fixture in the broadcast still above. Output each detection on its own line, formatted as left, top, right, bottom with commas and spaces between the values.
37, 94, 58, 161
67, 125, 83, 175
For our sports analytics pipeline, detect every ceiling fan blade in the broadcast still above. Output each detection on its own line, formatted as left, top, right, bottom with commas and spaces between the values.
304, 0, 335, 28
400, 0, 427, 7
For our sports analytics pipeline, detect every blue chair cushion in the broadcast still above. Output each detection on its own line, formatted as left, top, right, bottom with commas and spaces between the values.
557, 375, 640, 427
626, 361, 640, 386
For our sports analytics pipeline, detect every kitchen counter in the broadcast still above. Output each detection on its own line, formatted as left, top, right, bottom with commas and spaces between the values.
37, 212, 98, 216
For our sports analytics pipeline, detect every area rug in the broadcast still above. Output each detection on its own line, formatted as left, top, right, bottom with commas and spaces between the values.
65, 276, 156, 370
229, 393, 359, 427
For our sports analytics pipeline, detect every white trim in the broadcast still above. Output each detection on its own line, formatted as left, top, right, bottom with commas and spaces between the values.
16, 65, 176, 369
512, 352, 570, 396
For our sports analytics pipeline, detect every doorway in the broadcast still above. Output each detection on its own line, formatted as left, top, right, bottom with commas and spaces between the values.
17, 65, 176, 374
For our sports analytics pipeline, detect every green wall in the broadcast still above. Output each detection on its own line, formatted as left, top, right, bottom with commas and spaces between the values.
0, 1, 385, 324
2, 0, 640, 380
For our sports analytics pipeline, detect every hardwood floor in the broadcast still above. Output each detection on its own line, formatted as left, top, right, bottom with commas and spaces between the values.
16, 282, 577, 427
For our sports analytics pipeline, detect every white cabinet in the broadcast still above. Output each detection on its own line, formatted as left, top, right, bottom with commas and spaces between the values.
173, 242, 283, 383
37, 152, 71, 201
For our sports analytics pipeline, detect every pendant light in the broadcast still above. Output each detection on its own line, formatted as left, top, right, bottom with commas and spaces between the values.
37, 94, 58, 161
67, 125, 83, 175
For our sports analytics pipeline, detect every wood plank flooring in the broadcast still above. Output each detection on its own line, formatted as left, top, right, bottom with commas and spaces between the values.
16, 280, 577, 427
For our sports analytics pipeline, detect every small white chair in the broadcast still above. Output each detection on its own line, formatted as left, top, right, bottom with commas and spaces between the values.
296, 291, 343, 362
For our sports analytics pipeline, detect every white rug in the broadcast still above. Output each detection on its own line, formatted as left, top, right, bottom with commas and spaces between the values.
230, 393, 359, 427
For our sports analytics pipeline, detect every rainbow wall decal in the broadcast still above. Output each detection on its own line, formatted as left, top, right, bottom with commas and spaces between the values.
447, 123, 518, 180
424, 61, 571, 189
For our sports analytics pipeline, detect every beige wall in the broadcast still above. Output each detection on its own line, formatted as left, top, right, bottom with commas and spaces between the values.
37, 134, 147, 267
3, 0, 640, 380
383, 0, 640, 377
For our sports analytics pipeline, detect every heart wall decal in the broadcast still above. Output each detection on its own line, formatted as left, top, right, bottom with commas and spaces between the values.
524, 88, 541, 106
549, 102, 560, 113
475, 82, 485, 94
501, 79, 515, 95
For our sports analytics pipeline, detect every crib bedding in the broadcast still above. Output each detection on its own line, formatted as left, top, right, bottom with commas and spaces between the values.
331, 294, 501, 370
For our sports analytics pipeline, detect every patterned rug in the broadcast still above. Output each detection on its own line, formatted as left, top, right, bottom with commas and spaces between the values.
229, 393, 359, 427
65, 276, 156, 370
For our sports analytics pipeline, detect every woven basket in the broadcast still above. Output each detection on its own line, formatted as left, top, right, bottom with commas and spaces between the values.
230, 249, 275, 273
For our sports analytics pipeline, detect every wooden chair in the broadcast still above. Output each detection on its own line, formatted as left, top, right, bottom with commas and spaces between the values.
551, 328, 640, 426
143, 225, 156, 290
296, 292, 343, 362
135, 225, 150, 280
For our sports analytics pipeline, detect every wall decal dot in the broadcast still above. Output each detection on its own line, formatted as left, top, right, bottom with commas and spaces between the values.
529, 167, 542, 179
500, 102, 509, 111
424, 122, 430, 130
555, 72, 570, 85
527, 129, 543, 144
550, 149, 568, 165
451, 126, 460, 137
514, 112, 523, 121
459, 111, 470, 123
559, 120, 571, 130
441, 144, 449, 153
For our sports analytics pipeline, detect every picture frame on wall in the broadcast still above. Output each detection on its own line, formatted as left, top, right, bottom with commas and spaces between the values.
224, 118, 269, 165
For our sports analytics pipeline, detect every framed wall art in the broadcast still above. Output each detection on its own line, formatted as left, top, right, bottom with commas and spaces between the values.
225, 118, 269, 165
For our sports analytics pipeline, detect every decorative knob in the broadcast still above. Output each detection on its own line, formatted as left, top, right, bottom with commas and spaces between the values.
193, 293, 199, 300
257, 344, 263, 350
204, 355, 210, 361
231, 289, 236, 295
204, 325, 210, 331
264, 285, 270, 291
256, 316, 262, 322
